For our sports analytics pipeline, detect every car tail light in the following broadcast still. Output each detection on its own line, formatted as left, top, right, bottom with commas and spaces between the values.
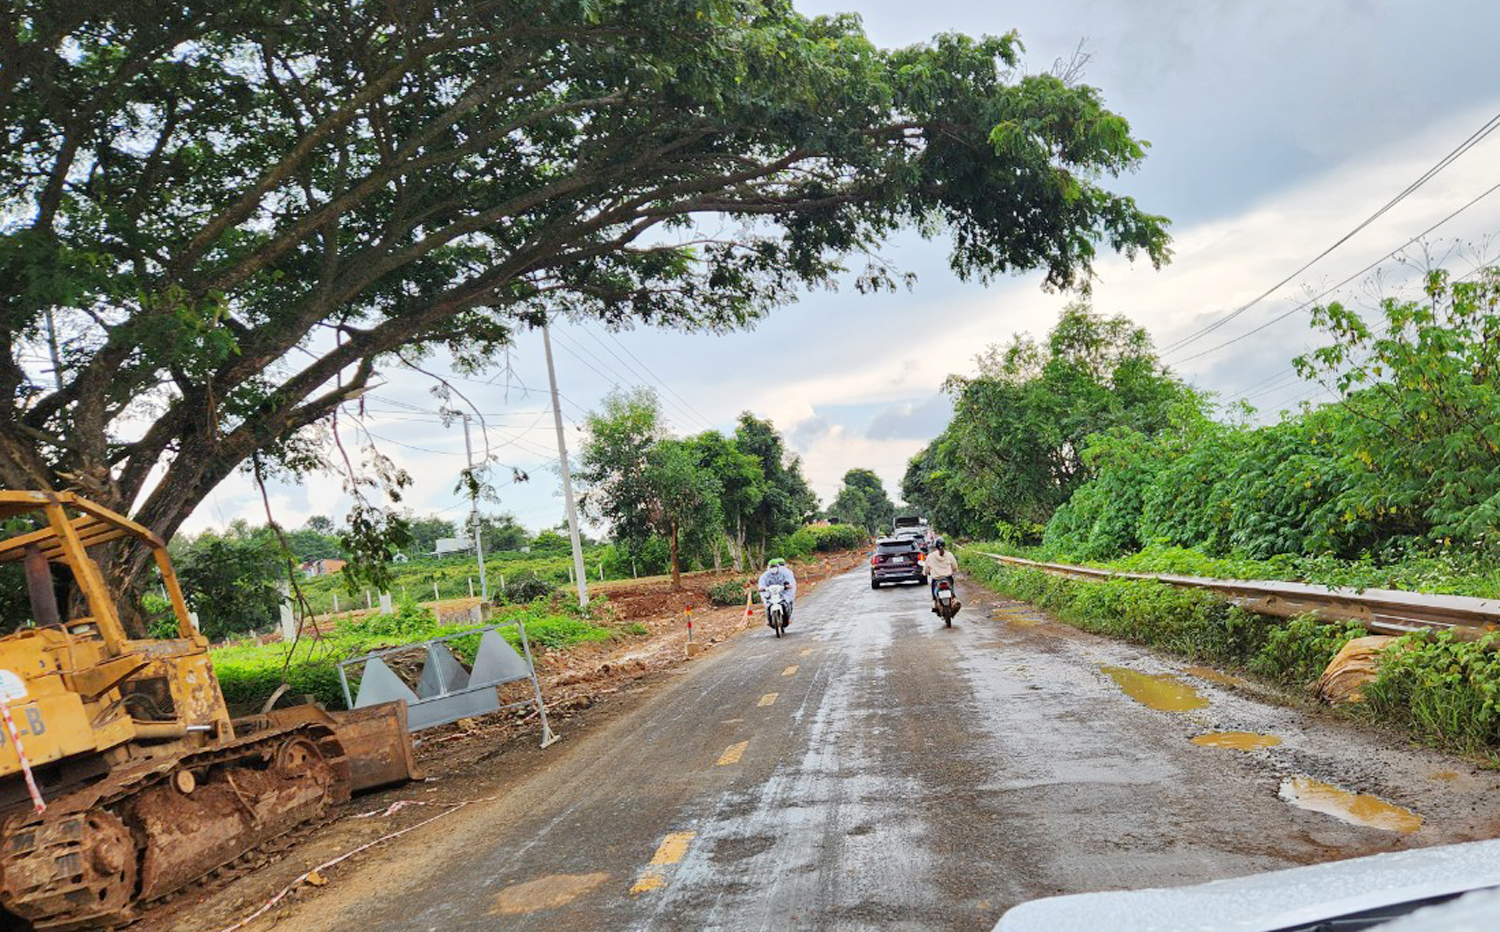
870, 556, 878, 566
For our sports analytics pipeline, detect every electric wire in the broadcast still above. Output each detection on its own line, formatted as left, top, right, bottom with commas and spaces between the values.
1172, 176, 1500, 366
1160, 108, 1500, 358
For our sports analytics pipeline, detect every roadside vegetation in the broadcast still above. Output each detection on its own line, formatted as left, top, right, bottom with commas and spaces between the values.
918, 270, 1500, 755
959, 552, 1500, 757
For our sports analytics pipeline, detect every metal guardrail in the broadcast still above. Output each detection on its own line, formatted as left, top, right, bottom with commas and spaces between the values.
971, 552, 1500, 639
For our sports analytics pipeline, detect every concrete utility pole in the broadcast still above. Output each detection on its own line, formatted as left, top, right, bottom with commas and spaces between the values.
461, 415, 489, 600
542, 318, 590, 608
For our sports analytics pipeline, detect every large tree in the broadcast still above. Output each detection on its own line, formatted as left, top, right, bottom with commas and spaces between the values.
830, 468, 895, 535
1, 1, 1168, 623
905, 303, 1188, 537
734, 413, 818, 564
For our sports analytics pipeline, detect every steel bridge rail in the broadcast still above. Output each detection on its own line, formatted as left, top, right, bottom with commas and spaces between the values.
971, 551, 1500, 640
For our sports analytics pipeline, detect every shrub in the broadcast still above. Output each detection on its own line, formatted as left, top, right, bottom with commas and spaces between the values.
1247, 615, 1367, 686
709, 578, 757, 606
503, 571, 556, 603
1364, 631, 1500, 753
809, 524, 865, 551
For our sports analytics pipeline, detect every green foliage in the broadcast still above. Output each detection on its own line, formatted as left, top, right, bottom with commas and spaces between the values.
406, 517, 459, 555
176, 531, 284, 641
530, 531, 571, 554
709, 578, 757, 607
503, 572, 557, 604
212, 599, 613, 711
1247, 616, 1368, 686
829, 469, 896, 535
904, 303, 1191, 537
1364, 632, 1500, 753
1033, 268, 1500, 566
809, 524, 866, 551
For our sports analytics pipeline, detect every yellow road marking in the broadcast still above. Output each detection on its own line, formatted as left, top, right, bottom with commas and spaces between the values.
630, 869, 666, 894
799, 648, 813, 656
782, 665, 799, 676
717, 741, 749, 766
630, 831, 697, 895
649, 831, 696, 865
758, 693, 778, 707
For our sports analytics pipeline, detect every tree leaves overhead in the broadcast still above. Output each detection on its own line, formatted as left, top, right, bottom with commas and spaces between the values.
1, 0, 1167, 551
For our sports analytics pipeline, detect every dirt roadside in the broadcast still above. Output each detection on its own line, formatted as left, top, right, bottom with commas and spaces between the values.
134, 549, 867, 932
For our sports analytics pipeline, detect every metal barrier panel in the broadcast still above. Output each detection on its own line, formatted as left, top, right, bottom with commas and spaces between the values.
337, 623, 559, 746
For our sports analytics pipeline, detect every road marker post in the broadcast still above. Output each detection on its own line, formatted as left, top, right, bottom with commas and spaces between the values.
685, 604, 703, 657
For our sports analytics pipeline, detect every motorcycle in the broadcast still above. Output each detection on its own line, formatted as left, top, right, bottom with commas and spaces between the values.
933, 576, 960, 627
763, 583, 789, 637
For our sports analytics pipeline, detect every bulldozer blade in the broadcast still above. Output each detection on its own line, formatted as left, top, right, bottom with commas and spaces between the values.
324, 702, 422, 792
245, 701, 421, 793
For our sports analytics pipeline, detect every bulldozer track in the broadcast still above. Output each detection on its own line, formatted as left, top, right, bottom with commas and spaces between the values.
1, 724, 349, 931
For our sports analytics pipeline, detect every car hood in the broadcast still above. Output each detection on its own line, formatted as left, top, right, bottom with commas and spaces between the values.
994, 839, 1500, 932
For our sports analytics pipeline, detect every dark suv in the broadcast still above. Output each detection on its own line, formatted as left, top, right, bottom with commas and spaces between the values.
870, 537, 924, 588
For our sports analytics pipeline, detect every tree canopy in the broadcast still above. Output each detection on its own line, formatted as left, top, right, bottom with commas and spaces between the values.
903, 303, 1190, 538
578, 390, 818, 582
1, 0, 1168, 613
829, 468, 896, 535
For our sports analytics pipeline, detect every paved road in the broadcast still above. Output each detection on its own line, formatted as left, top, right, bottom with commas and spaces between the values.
281, 567, 1500, 932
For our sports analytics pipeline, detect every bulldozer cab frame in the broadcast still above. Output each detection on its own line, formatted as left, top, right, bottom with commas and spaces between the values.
0, 489, 196, 651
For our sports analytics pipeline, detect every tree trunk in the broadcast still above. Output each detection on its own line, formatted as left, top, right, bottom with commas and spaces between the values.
669, 522, 682, 590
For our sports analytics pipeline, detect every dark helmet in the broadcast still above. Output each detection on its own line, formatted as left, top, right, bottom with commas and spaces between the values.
935, 537, 947, 548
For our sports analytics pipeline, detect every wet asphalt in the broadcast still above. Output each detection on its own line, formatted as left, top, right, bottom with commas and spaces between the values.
286, 567, 1500, 932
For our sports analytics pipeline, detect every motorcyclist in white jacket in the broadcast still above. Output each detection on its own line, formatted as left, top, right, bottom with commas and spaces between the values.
757, 558, 797, 626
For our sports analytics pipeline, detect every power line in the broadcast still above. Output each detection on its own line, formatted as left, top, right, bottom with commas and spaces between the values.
581, 324, 715, 431
548, 329, 707, 432
1172, 175, 1500, 366
1160, 108, 1500, 358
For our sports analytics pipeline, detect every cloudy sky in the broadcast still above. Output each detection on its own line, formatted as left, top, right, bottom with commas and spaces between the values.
187, 0, 1500, 537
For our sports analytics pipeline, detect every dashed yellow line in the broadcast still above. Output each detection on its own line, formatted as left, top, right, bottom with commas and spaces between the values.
648, 831, 697, 865
757, 692, 778, 707
799, 648, 813, 656
782, 665, 799, 676
717, 741, 749, 766
631, 831, 697, 894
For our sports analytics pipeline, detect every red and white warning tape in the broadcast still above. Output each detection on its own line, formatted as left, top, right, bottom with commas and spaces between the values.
0, 696, 45, 813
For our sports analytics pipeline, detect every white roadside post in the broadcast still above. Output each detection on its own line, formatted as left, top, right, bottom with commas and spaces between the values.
542, 318, 590, 609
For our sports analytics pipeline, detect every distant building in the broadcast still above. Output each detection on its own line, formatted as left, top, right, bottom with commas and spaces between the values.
432, 537, 472, 557
302, 558, 347, 577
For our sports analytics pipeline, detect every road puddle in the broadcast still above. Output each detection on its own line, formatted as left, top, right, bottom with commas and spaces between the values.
1191, 731, 1281, 751
992, 607, 1042, 626
1185, 665, 1250, 689
490, 872, 610, 914
1278, 776, 1422, 833
1100, 666, 1209, 712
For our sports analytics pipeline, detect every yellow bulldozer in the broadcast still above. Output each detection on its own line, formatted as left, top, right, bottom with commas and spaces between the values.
0, 490, 419, 930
